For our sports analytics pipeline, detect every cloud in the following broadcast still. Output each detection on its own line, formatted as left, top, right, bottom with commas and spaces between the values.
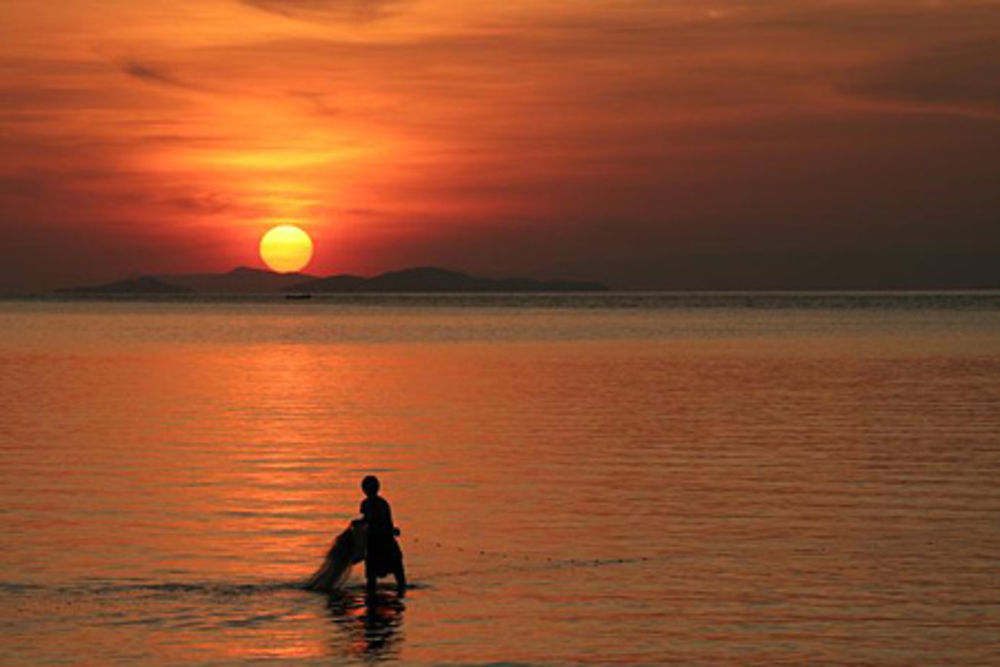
842, 37, 1000, 116
240, 0, 406, 23
118, 59, 204, 92
162, 193, 235, 215
0, 174, 50, 198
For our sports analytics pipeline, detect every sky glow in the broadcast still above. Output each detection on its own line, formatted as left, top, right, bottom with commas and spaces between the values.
2, 0, 999, 290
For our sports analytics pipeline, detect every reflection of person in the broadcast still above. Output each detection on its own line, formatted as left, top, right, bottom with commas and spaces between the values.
359, 475, 406, 596
326, 590, 405, 659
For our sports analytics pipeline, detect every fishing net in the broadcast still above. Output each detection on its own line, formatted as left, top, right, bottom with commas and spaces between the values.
303, 520, 367, 592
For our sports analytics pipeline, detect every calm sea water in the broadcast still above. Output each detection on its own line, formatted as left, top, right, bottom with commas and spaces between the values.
2, 294, 999, 664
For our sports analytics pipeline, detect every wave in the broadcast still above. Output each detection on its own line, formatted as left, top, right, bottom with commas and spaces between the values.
0, 580, 299, 597
0, 579, 427, 598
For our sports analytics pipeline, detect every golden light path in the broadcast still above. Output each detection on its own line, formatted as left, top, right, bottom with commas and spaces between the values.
259, 225, 314, 273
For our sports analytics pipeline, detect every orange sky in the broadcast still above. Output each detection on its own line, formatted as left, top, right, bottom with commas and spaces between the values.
2, 0, 999, 291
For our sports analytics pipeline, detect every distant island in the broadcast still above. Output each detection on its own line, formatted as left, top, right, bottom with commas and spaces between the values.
157, 266, 316, 293
56, 275, 195, 295
57, 266, 608, 295
290, 267, 606, 293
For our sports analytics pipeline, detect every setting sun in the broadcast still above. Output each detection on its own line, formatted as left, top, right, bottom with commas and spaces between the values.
259, 225, 313, 273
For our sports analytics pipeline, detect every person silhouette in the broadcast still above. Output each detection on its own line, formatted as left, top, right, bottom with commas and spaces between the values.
359, 475, 406, 597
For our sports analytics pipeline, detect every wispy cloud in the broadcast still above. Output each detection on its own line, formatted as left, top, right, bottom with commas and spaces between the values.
118, 59, 205, 92
240, 0, 406, 23
842, 37, 1000, 118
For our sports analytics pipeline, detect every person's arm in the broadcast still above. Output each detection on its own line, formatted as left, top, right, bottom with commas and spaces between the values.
386, 501, 400, 536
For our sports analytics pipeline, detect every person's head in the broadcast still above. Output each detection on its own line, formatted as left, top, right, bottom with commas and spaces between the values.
361, 475, 380, 497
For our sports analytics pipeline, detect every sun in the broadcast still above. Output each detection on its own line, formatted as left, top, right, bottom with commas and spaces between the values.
259, 224, 314, 273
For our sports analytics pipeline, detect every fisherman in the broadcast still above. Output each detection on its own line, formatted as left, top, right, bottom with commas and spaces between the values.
359, 475, 406, 596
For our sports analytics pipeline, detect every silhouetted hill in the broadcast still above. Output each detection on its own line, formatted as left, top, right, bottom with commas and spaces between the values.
288, 267, 608, 293
57, 275, 194, 294
56, 266, 607, 295
157, 266, 317, 293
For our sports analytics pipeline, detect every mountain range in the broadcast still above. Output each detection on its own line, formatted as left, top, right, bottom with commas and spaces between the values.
57, 266, 607, 295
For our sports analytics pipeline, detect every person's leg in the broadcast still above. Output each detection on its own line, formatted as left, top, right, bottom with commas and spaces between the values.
365, 560, 377, 595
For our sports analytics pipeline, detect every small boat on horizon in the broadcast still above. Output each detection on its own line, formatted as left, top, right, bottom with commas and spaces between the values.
285, 293, 312, 300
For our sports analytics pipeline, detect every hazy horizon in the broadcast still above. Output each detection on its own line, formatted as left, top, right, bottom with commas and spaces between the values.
9, 260, 1000, 296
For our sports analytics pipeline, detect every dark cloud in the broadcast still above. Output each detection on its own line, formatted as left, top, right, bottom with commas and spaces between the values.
0, 174, 50, 198
118, 60, 204, 91
843, 37, 1000, 115
162, 194, 235, 215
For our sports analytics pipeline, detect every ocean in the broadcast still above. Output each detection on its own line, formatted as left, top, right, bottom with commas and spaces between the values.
1, 293, 999, 664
